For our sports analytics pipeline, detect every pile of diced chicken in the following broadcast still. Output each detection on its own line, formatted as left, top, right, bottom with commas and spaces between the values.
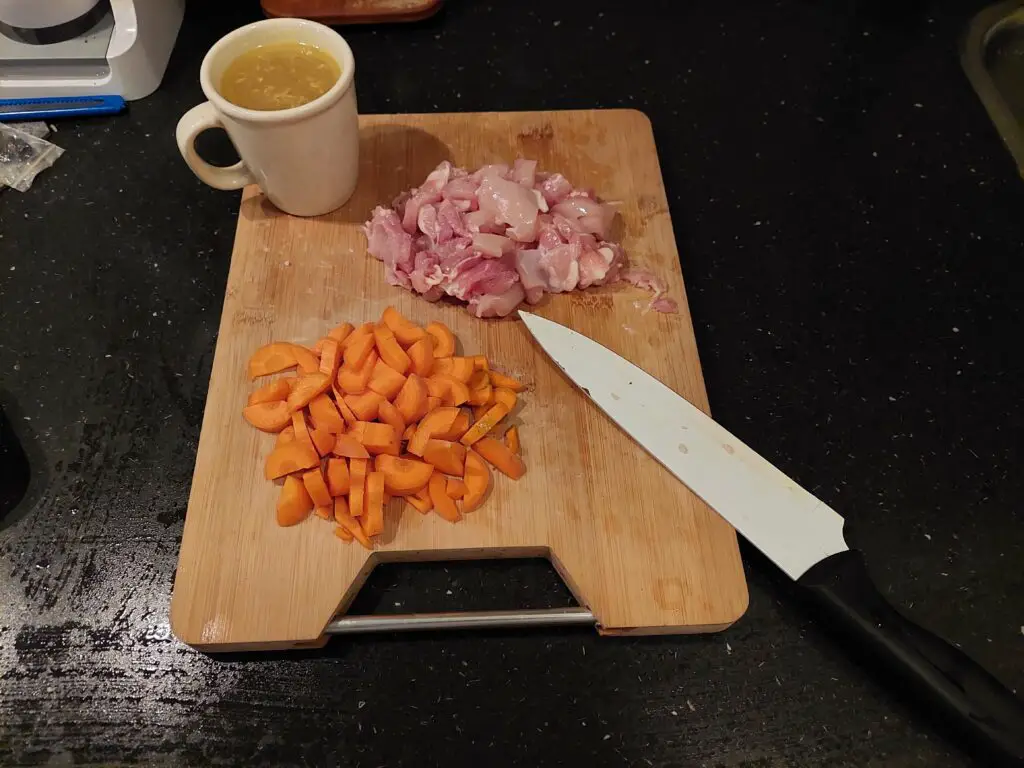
364, 160, 677, 318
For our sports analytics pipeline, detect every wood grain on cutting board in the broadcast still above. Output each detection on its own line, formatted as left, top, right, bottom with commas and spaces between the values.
170, 110, 748, 650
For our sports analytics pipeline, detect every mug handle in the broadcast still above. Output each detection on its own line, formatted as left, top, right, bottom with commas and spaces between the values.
176, 102, 256, 190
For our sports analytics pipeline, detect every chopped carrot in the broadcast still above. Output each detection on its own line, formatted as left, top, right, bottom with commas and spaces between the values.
325, 457, 350, 496
375, 454, 433, 493
407, 336, 435, 377
332, 433, 371, 460
248, 342, 298, 379
328, 322, 354, 344
381, 306, 427, 347
406, 486, 433, 514
265, 442, 320, 480
291, 344, 321, 375
433, 356, 474, 383
318, 338, 342, 379
421, 439, 467, 476
402, 423, 416, 441
466, 370, 492, 406
472, 404, 489, 422
286, 372, 332, 411
428, 473, 461, 522
248, 378, 291, 406
308, 426, 335, 457
334, 496, 372, 549
373, 324, 412, 374
492, 388, 517, 410
447, 477, 467, 499
461, 403, 510, 446
462, 449, 492, 512
308, 393, 346, 434
488, 371, 526, 392
243, 401, 291, 432
426, 395, 442, 412
438, 373, 471, 407
291, 411, 316, 454
337, 349, 378, 394
435, 411, 470, 441
472, 355, 489, 372
394, 374, 429, 423
332, 385, 360, 427
345, 390, 384, 421
505, 426, 520, 454
474, 437, 526, 479
315, 505, 333, 521
277, 475, 313, 526
312, 338, 327, 355
377, 399, 406, 438
367, 358, 407, 400
275, 424, 296, 449
407, 406, 459, 456
349, 421, 399, 456
362, 471, 386, 536
302, 467, 333, 507
425, 375, 447, 400
334, 524, 354, 540
425, 321, 456, 357
349, 458, 369, 517
342, 325, 376, 366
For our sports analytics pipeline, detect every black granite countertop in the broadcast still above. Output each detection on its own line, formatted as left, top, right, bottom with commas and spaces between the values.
1, 1, 1022, 766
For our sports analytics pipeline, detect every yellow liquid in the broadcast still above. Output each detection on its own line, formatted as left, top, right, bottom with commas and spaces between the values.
220, 41, 340, 111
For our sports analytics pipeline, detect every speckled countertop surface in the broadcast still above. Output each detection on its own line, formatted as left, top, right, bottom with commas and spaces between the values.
1, 1, 1022, 766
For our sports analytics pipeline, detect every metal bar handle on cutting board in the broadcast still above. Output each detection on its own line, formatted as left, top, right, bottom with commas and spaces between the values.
325, 607, 595, 635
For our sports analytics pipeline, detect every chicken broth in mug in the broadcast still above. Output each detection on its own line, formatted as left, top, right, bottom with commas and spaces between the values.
220, 41, 340, 111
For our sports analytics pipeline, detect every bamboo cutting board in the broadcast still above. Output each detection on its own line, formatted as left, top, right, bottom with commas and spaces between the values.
171, 110, 748, 651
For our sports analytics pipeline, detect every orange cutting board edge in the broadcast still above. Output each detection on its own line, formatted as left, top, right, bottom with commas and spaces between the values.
170, 109, 748, 651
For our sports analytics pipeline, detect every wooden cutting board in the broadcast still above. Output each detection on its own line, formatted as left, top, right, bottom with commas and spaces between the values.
170, 109, 748, 651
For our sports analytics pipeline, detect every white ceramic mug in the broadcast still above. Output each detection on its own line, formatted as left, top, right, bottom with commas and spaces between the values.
176, 18, 358, 217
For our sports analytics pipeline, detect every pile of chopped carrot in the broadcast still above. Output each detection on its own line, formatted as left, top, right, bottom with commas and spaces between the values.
242, 307, 527, 548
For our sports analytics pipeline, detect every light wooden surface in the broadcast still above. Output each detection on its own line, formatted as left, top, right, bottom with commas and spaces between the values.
261, 0, 443, 25
170, 110, 748, 651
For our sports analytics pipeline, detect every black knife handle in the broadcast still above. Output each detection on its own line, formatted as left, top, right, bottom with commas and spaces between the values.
798, 549, 1024, 765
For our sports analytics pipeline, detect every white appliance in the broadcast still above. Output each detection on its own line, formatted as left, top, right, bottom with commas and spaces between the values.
0, 0, 184, 101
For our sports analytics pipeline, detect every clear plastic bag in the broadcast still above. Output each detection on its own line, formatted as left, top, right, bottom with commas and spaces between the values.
0, 122, 64, 192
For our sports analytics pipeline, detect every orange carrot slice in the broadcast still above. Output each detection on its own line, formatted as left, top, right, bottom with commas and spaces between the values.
337, 349, 378, 394
334, 496, 372, 549
315, 505, 333, 521
367, 358, 407, 400
472, 404, 489, 422
349, 458, 368, 517
406, 486, 433, 514
265, 442, 320, 480
407, 336, 435, 377
505, 425, 520, 454
488, 371, 526, 392
435, 411, 470, 441
472, 355, 489, 371
277, 475, 313, 526
362, 471, 386, 536
332, 433, 371, 460
381, 306, 427, 347
248, 378, 291, 406
308, 393, 346, 434
291, 344, 321, 375
344, 390, 384, 422
474, 437, 526, 479
433, 356, 475, 383
407, 406, 459, 456
326, 457, 350, 496
291, 411, 316, 454
434, 373, 471, 407
334, 524, 354, 540
302, 467, 333, 507
426, 395, 442, 412
373, 324, 412, 374
492, 388, 517, 410
308, 426, 335, 457
377, 399, 406, 438
286, 372, 332, 411
421, 439, 467, 476
328, 322, 354, 344
375, 455, 433, 493
425, 375, 447, 400
402, 423, 416, 441
349, 421, 399, 456
249, 342, 298, 379
275, 424, 296, 449
461, 403, 510, 446
394, 374, 429, 423
447, 478, 467, 499
462, 449, 492, 512
428, 473, 461, 522
318, 338, 342, 379
332, 385, 359, 427
243, 401, 291, 432
425, 321, 456, 357
342, 327, 376, 369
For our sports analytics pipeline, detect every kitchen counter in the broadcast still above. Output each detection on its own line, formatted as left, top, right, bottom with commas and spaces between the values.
1, 1, 1022, 765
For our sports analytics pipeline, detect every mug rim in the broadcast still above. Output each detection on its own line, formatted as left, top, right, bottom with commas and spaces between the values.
199, 18, 355, 124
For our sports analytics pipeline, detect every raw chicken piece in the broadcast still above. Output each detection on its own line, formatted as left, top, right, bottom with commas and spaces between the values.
363, 160, 675, 317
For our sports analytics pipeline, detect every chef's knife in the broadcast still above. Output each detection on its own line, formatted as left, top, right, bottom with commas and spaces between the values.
518, 310, 1024, 765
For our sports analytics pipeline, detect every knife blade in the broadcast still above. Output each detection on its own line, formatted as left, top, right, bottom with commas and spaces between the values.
519, 310, 1024, 765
